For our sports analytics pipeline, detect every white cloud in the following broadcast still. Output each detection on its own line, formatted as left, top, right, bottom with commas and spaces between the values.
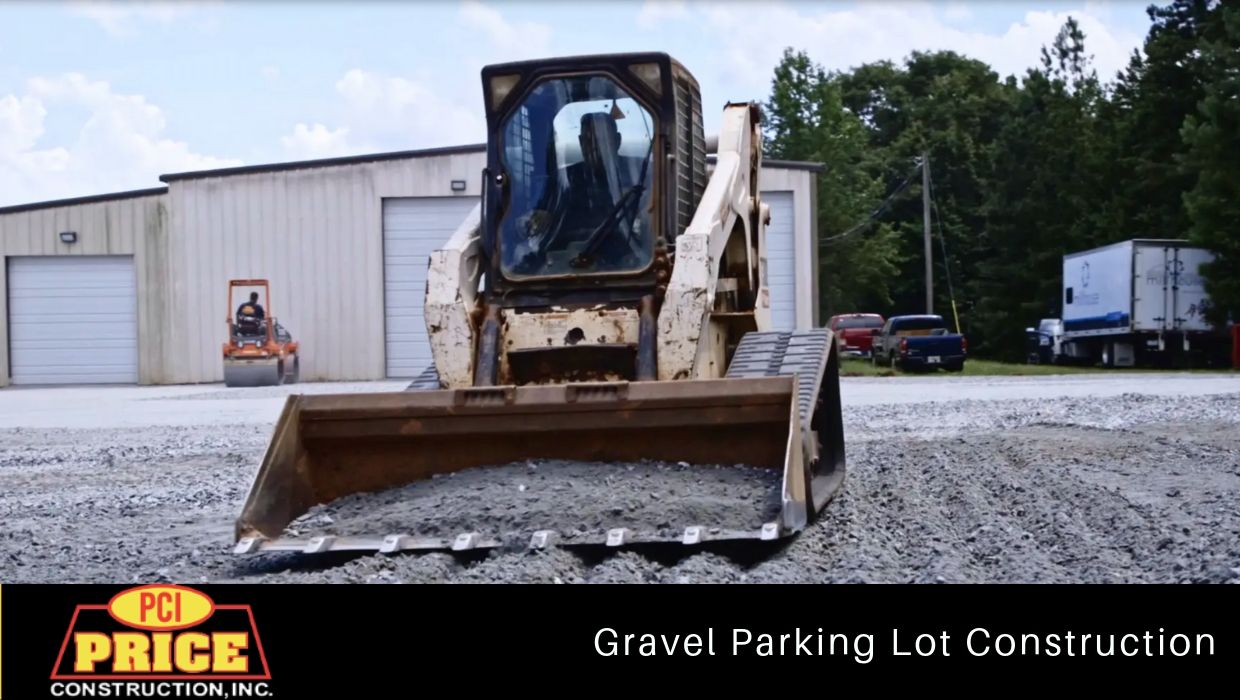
0, 73, 241, 207
637, 0, 690, 29
459, 0, 552, 61
280, 123, 352, 159
0, 95, 47, 154
944, 3, 973, 22
277, 3, 549, 160
659, 2, 1143, 98
67, 1, 213, 38
280, 69, 487, 159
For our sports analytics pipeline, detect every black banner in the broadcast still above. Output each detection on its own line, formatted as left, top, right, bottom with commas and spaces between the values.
1, 582, 1234, 696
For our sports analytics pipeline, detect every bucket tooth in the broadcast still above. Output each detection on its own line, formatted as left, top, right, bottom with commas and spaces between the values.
305, 536, 336, 553
234, 537, 264, 554
606, 528, 633, 547
380, 535, 411, 554
530, 530, 558, 549
682, 526, 703, 545
452, 532, 482, 551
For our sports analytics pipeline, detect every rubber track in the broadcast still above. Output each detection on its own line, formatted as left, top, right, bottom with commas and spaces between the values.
725, 328, 833, 427
406, 364, 442, 391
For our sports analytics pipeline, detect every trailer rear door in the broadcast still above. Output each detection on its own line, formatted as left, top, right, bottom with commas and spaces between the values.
1171, 246, 1215, 332
1132, 243, 1215, 333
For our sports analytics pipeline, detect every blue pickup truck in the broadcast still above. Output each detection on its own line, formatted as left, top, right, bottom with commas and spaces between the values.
870, 314, 967, 372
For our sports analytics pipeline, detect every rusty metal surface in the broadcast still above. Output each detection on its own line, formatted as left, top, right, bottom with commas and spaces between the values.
235, 329, 846, 558
498, 306, 640, 384
507, 344, 637, 383
473, 304, 501, 386
233, 375, 806, 552
637, 295, 657, 381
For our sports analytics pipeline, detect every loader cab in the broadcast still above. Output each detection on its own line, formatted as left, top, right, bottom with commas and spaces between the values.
479, 52, 707, 307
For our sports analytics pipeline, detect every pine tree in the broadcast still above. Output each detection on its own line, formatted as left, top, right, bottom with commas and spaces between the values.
1181, 2, 1240, 326
975, 18, 1108, 359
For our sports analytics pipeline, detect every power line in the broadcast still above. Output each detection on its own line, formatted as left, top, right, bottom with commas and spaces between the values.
814, 152, 964, 333
820, 160, 923, 244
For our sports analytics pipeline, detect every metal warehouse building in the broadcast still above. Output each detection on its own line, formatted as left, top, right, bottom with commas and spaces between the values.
0, 145, 822, 387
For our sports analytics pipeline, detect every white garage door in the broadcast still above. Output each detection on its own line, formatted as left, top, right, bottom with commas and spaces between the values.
7, 255, 138, 384
383, 196, 480, 378
764, 191, 797, 331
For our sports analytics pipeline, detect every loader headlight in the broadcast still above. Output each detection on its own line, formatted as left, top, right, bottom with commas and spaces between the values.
489, 74, 521, 111
628, 62, 662, 96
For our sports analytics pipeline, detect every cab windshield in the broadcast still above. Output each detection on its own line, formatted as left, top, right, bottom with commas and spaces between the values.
498, 74, 655, 279
835, 317, 882, 329
892, 317, 947, 333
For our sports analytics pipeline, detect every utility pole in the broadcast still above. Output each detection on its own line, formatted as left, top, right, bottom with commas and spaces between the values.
922, 151, 933, 315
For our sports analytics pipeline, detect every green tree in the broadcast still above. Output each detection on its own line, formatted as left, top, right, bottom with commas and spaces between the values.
763, 48, 901, 317
1104, 0, 1216, 240
761, 2, 1235, 358
975, 17, 1111, 360
839, 51, 1012, 345
1181, 2, 1240, 325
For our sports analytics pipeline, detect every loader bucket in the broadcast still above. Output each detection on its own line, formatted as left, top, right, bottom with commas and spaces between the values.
234, 373, 843, 555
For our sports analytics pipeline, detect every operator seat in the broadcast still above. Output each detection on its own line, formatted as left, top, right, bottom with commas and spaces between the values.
234, 304, 265, 339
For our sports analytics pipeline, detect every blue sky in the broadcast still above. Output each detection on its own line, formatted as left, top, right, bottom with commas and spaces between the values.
1, 1, 1156, 207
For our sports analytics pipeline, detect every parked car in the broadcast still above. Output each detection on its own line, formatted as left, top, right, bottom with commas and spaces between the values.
827, 313, 885, 357
871, 314, 967, 372
1025, 318, 1064, 364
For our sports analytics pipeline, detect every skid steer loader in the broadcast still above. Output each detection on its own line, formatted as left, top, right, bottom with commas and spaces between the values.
233, 52, 845, 556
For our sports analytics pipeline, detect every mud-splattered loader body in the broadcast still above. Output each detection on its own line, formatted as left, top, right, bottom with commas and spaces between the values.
234, 53, 845, 555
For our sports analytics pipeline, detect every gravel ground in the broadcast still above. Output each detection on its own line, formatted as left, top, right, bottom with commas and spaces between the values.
1, 379, 1238, 584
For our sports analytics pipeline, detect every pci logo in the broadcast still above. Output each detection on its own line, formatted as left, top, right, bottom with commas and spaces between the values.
49, 584, 273, 698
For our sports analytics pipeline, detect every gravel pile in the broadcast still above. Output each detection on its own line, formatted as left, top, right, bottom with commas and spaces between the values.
1, 389, 1237, 584
285, 459, 783, 546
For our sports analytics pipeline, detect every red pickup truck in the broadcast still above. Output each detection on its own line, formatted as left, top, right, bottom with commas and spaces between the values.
827, 313, 885, 357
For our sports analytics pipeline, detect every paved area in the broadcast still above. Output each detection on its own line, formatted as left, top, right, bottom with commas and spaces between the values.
3, 371, 1238, 428
840, 371, 1240, 405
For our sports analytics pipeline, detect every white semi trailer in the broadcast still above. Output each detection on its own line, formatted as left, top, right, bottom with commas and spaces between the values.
1057, 238, 1227, 368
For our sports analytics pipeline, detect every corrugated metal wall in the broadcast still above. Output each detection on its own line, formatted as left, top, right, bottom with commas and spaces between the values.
0, 193, 169, 387
1, 155, 815, 387
164, 152, 485, 383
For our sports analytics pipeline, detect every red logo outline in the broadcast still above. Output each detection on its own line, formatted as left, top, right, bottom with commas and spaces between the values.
50, 586, 271, 682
